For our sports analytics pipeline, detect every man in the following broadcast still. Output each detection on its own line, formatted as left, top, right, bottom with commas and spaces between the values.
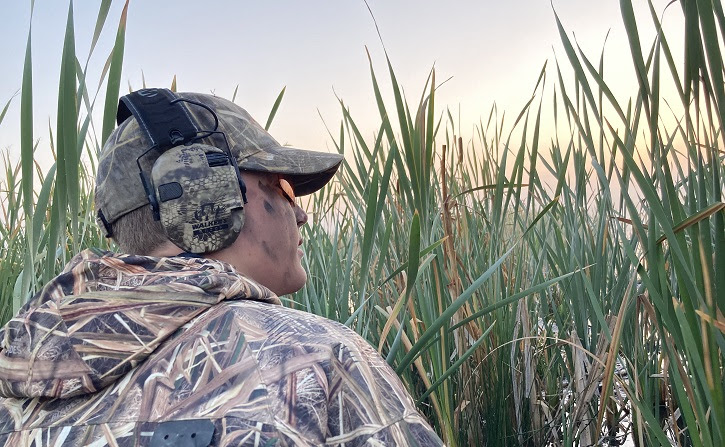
0, 89, 444, 446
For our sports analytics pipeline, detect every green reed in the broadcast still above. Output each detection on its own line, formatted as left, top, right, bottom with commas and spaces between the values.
1, 0, 723, 446
0, 0, 124, 320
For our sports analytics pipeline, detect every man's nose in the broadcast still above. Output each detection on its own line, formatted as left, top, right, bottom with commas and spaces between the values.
295, 205, 308, 227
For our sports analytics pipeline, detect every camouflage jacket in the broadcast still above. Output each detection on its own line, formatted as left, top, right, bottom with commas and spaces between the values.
0, 250, 443, 446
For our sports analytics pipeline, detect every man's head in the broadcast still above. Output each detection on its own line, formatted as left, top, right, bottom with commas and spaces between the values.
95, 89, 343, 295
208, 172, 310, 295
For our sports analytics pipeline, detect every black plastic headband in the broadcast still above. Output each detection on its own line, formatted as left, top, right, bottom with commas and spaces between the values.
117, 88, 198, 149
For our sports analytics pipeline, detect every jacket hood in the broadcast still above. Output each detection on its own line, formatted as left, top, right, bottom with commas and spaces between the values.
0, 249, 279, 400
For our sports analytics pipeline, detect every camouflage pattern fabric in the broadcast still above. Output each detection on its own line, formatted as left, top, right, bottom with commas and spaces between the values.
0, 250, 444, 446
152, 144, 245, 253
95, 89, 344, 229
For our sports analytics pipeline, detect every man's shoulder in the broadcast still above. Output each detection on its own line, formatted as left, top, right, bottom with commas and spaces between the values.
202, 300, 397, 391
208, 302, 443, 445
213, 300, 368, 352
210, 300, 414, 406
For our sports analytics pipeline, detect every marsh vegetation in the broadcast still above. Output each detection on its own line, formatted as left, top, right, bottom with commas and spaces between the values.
1, 1, 724, 445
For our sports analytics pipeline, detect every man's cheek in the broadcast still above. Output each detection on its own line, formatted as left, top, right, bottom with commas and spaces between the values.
261, 240, 279, 261
238, 213, 254, 235
263, 200, 277, 215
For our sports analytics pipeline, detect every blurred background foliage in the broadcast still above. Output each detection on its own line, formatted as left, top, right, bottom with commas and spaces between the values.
1, 0, 724, 445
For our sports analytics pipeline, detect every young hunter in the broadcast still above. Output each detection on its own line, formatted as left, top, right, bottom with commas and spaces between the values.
0, 89, 444, 446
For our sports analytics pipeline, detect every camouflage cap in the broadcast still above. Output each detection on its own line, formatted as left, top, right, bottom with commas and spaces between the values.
95, 91, 343, 227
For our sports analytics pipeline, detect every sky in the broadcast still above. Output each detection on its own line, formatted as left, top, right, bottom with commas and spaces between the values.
0, 0, 685, 168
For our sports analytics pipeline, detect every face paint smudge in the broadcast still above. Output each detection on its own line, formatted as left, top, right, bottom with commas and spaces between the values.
264, 200, 276, 214
258, 180, 276, 196
261, 240, 279, 261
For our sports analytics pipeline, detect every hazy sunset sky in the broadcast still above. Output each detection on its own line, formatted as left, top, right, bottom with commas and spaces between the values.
0, 1, 684, 161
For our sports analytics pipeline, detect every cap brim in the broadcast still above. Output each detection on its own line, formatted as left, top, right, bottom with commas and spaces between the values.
235, 145, 343, 196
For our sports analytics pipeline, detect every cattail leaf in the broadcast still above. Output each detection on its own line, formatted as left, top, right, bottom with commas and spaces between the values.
619, 0, 652, 105
32, 164, 56, 253
696, 0, 725, 136
101, 0, 129, 146
397, 244, 515, 374
89, 0, 112, 57
58, 0, 79, 255
553, 9, 601, 122
0, 92, 18, 127
381, 212, 420, 361
450, 267, 582, 331
231, 84, 239, 102
264, 86, 285, 131
417, 321, 495, 403
575, 40, 628, 125
20, 3, 34, 301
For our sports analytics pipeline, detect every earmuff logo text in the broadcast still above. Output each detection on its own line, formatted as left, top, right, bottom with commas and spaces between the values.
192, 220, 229, 236
192, 203, 228, 237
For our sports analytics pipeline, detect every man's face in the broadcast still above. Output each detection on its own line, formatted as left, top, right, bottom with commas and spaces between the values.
211, 171, 308, 296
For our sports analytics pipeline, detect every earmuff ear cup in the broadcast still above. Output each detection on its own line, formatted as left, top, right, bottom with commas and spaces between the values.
151, 144, 245, 253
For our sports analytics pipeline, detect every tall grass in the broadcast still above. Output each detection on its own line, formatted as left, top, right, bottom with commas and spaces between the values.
1, 0, 723, 446
0, 0, 124, 322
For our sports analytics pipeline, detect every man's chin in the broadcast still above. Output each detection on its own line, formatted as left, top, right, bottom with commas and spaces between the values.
275, 270, 307, 296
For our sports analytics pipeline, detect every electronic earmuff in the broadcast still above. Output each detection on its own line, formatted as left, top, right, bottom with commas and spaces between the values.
150, 143, 246, 253
118, 88, 248, 254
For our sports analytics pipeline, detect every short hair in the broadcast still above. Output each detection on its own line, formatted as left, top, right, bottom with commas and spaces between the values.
110, 205, 168, 255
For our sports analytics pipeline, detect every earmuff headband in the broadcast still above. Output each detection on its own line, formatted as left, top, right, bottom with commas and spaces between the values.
117, 89, 198, 149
